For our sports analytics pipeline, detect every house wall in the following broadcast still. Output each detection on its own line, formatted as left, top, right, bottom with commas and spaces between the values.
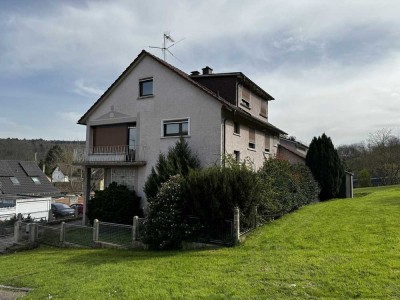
52, 168, 69, 183
277, 146, 305, 164
85, 55, 223, 202
224, 119, 278, 170
238, 85, 269, 122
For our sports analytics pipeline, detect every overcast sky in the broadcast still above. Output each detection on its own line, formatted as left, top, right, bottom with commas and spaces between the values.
1, 0, 399, 146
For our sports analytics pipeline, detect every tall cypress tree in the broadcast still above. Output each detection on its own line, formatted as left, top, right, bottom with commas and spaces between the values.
306, 133, 344, 201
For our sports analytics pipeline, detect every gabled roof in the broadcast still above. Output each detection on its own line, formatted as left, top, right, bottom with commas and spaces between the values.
0, 160, 60, 197
78, 50, 286, 134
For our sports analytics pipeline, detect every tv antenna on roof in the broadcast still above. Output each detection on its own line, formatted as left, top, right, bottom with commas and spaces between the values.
149, 31, 185, 62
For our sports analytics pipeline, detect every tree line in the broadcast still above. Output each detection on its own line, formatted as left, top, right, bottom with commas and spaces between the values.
337, 128, 400, 187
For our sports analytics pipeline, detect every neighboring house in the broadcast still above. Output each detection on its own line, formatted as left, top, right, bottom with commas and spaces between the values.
52, 165, 70, 182
74, 50, 286, 222
277, 137, 309, 164
0, 160, 60, 220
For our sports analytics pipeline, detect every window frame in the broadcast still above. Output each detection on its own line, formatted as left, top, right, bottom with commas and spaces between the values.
248, 128, 256, 150
139, 77, 154, 97
240, 98, 251, 109
162, 118, 190, 137
234, 150, 240, 162
233, 122, 240, 135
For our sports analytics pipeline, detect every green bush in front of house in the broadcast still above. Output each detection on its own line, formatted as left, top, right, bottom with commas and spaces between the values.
143, 175, 191, 250
143, 137, 200, 200
86, 182, 142, 225
257, 159, 320, 220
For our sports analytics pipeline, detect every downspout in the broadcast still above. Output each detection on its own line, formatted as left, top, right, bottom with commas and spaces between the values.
223, 118, 227, 167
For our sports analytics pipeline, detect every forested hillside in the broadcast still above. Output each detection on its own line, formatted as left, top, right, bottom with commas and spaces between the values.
0, 138, 84, 162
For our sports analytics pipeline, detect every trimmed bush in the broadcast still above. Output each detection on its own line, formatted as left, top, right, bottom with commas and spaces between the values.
143, 175, 190, 250
86, 182, 141, 225
358, 169, 371, 187
257, 159, 320, 218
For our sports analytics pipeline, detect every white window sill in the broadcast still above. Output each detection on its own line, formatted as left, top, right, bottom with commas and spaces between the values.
233, 133, 240, 137
247, 148, 256, 152
161, 135, 191, 139
137, 95, 154, 100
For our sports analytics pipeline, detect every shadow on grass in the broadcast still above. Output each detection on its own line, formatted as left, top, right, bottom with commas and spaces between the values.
63, 247, 214, 266
376, 198, 400, 206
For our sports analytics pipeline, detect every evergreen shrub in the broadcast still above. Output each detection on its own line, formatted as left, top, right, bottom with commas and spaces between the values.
86, 182, 141, 225
143, 175, 190, 250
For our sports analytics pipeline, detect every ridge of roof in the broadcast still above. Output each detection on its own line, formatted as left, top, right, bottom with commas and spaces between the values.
77, 50, 285, 134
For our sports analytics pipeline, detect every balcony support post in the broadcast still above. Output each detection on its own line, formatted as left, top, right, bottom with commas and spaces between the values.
82, 166, 91, 225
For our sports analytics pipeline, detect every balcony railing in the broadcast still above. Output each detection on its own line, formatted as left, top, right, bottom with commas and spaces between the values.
73, 145, 147, 164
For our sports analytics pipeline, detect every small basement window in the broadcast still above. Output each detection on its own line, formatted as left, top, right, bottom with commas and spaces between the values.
234, 150, 240, 162
31, 177, 41, 184
10, 177, 20, 185
163, 118, 189, 137
139, 78, 153, 97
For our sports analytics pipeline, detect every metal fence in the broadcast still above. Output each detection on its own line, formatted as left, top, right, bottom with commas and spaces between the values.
186, 216, 234, 246
37, 224, 60, 247
98, 222, 133, 248
64, 223, 93, 248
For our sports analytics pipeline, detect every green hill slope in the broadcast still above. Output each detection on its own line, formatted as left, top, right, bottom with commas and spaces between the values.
0, 185, 399, 299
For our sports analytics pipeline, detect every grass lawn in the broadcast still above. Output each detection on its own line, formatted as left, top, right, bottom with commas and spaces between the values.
0, 185, 399, 299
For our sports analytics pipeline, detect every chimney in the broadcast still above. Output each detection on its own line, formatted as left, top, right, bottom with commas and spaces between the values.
190, 71, 200, 76
202, 66, 213, 75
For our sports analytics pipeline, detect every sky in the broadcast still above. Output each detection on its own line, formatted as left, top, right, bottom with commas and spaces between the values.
1, 0, 399, 146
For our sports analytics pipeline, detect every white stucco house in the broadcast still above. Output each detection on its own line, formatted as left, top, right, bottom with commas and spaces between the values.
74, 50, 286, 223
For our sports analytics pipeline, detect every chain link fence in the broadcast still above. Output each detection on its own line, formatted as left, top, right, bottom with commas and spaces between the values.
37, 224, 60, 247
64, 224, 93, 247
98, 222, 133, 248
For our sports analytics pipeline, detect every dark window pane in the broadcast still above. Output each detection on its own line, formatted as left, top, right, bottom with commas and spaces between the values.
140, 79, 153, 96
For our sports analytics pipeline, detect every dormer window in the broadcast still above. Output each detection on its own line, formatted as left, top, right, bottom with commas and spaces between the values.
139, 78, 153, 97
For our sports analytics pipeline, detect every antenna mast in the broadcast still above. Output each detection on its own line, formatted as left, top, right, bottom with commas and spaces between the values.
149, 31, 185, 62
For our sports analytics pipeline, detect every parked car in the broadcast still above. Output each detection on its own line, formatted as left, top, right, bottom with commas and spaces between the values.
51, 203, 75, 218
70, 203, 84, 215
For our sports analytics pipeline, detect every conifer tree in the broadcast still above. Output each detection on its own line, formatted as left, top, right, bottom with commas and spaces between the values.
306, 133, 344, 201
144, 137, 200, 199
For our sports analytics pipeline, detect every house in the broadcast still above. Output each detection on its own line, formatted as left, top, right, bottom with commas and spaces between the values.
0, 160, 60, 220
74, 50, 286, 223
52, 165, 70, 183
277, 136, 308, 164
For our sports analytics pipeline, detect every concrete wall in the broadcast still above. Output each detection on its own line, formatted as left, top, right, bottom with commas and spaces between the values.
84, 55, 223, 201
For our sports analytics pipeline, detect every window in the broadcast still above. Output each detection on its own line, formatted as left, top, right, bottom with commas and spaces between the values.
163, 119, 189, 137
31, 177, 41, 184
249, 128, 256, 149
234, 150, 240, 162
260, 100, 267, 117
241, 98, 250, 109
241, 88, 251, 109
10, 177, 20, 185
139, 78, 153, 97
234, 122, 240, 135
264, 134, 270, 152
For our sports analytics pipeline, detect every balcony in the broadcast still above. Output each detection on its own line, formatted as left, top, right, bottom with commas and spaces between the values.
73, 145, 147, 167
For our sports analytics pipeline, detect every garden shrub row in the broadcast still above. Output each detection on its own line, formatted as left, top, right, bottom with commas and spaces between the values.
144, 153, 320, 249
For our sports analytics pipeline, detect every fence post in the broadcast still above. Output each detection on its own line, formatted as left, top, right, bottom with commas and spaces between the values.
14, 221, 21, 243
93, 219, 99, 242
233, 207, 240, 245
29, 223, 38, 243
60, 222, 66, 244
48, 209, 54, 222
132, 216, 139, 242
